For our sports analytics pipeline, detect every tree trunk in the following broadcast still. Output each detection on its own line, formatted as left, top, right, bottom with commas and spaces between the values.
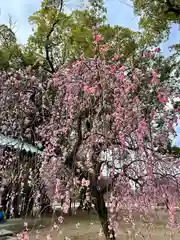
39, 188, 52, 215
168, 197, 177, 227
13, 182, 21, 218
1, 185, 9, 213
1, 183, 12, 219
78, 192, 84, 209
68, 198, 72, 216
20, 180, 34, 217
91, 186, 116, 240
77, 187, 86, 210
24, 187, 34, 216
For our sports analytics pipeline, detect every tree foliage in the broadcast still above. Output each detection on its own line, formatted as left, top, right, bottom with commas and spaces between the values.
27, 0, 153, 73
133, 0, 180, 52
0, 24, 39, 70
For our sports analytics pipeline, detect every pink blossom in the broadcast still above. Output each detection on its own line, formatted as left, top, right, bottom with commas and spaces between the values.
168, 120, 174, 130
112, 55, 120, 61
168, 198, 176, 226
138, 119, 147, 134
120, 66, 126, 71
174, 116, 178, 125
83, 85, 89, 92
81, 178, 90, 187
119, 133, 126, 148
83, 86, 96, 94
62, 203, 69, 214
53, 78, 60, 87
47, 234, 52, 240
110, 64, 116, 73
154, 47, 161, 52
144, 50, 155, 58
152, 69, 160, 84
18, 231, 29, 240
149, 52, 155, 58
157, 90, 168, 103
88, 87, 96, 94
95, 35, 101, 41
176, 106, 180, 113
14, 80, 19, 88
117, 72, 125, 82
114, 54, 120, 60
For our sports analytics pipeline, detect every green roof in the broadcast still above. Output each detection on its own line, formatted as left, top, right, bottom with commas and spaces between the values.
0, 134, 42, 154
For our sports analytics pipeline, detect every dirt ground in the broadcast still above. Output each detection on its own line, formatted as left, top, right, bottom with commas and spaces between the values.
24, 210, 180, 240
27, 222, 180, 240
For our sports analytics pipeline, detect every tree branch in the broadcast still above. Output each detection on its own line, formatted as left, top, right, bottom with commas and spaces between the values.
65, 114, 83, 168
44, 0, 64, 73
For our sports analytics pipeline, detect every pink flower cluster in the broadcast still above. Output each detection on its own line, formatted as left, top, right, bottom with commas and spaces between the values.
81, 178, 90, 187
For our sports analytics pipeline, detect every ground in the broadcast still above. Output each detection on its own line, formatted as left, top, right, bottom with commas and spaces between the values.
28, 215, 180, 240
1, 210, 180, 239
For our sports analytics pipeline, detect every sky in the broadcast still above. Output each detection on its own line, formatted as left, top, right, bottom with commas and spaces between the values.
0, 0, 179, 145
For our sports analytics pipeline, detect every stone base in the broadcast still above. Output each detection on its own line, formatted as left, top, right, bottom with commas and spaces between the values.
5, 238, 16, 240
0, 229, 13, 237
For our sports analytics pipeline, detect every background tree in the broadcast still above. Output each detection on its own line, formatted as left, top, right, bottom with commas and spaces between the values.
0, 23, 39, 70
27, 0, 150, 73
0, 23, 17, 69
132, 0, 180, 54
34, 40, 180, 238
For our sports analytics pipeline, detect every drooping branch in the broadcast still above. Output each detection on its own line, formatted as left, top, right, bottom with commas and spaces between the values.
65, 114, 83, 168
65, 90, 102, 169
45, 21, 58, 73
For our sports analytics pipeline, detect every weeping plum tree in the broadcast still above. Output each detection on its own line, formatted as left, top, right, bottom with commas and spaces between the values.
0, 31, 180, 239
38, 34, 180, 238
37, 35, 180, 238
0, 68, 52, 217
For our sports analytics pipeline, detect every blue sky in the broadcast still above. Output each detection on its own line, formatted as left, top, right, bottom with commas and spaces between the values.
0, 0, 179, 146
176, 125, 180, 146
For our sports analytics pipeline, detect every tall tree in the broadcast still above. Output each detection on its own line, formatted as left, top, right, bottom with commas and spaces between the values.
0, 23, 39, 70
132, 0, 180, 53
28, 0, 146, 73
27, 0, 106, 73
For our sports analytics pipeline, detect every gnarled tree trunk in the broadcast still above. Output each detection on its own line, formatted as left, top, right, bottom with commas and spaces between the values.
91, 183, 116, 240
